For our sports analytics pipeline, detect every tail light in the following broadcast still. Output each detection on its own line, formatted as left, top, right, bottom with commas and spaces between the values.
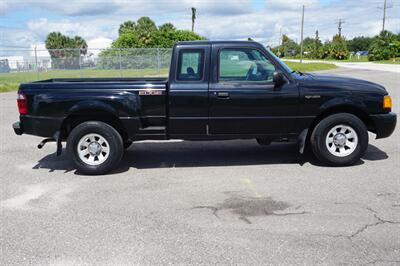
17, 93, 27, 115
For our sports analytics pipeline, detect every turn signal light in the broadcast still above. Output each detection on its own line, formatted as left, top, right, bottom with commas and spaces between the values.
383, 95, 392, 110
17, 93, 27, 115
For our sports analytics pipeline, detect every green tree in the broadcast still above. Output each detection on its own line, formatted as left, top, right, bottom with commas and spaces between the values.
311, 30, 323, 58
347, 36, 373, 52
368, 30, 398, 61
302, 37, 314, 58
170, 30, 204, 42
322, 34, 349, 60
279, 35, 299, 57
112, 31, 140, 48
159, 23, 176, 32
98, 18, 205, 69
118, 20, 136, 35
135, 17, 159, 47
45, 32, 87, 69
112, 17, 204, 49
73, 36, 88, 54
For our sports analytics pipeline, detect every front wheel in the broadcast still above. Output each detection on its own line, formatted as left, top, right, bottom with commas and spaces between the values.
67, 121, 123, 175
310, 113, 368, 166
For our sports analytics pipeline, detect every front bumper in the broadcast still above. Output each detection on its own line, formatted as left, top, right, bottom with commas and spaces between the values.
370, 112, 397, 139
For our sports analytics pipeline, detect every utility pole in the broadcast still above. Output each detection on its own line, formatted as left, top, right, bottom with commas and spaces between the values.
191, 7, 196, 32
335, 19, 345, 37
383, 0, 387, 31
378, 0, 393, 31
300, 5, 305, 63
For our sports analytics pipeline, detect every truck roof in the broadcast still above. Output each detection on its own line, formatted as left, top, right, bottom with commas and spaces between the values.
176, 40, 263, 46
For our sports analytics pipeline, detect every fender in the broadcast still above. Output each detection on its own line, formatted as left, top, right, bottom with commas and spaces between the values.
67, 100, 119, 117
319, 96, 368, 115
301, 97, 372, 152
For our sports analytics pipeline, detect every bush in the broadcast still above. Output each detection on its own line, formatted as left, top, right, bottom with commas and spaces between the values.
321, 35, 349, 60
368, 30, 398, 61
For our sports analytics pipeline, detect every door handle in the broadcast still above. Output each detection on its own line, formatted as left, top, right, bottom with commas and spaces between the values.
216, 92, 230, 99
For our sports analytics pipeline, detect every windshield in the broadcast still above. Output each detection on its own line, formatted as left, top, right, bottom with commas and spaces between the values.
265, 49, 294, 74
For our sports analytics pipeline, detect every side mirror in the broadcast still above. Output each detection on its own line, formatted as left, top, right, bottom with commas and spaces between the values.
273, 71, 285, 88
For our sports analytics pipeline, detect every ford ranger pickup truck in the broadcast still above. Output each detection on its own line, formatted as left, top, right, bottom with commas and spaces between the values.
13, 41, 397, 175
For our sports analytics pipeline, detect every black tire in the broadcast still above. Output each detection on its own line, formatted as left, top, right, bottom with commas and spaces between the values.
310, 113, 368, 166
67, 121, 123, 175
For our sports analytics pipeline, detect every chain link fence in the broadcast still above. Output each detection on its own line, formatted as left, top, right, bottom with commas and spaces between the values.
0, 48, 172, 80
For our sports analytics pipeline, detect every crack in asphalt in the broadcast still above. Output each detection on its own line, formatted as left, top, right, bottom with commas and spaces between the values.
192, 206, 220, 219
329, 208, 400, 240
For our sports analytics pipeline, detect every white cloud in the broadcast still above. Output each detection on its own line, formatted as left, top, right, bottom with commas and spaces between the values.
267, 0, 320, 10
1, 0, 119, 16
1, 0, 399, 50
0, 26, 40, 48
26, 18, 115, 40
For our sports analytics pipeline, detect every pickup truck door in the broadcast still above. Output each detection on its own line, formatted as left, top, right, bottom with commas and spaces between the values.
208, 45, 299, 136
168, 44, 211, 138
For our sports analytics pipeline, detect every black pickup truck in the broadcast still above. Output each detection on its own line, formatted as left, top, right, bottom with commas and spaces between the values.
13, 41, 396, 175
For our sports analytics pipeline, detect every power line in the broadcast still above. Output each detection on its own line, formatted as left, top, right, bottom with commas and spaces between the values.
335, 19, 345, 37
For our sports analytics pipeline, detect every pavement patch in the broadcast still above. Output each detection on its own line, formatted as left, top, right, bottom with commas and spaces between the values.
1, 183, 75, 210
193, 193, 308, 224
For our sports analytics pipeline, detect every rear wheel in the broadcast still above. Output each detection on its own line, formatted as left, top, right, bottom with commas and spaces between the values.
310, 113, 368, 166
67, 121, 123, 175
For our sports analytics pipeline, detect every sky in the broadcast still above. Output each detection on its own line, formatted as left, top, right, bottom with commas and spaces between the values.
0, 0, 399, 52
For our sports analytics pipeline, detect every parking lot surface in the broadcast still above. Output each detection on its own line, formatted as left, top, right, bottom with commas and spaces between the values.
1, 68, 399, 265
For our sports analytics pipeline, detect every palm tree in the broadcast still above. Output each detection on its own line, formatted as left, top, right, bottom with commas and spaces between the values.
74, 36, 88, 55
191, 7, 196, 32
119, 20, 136, 35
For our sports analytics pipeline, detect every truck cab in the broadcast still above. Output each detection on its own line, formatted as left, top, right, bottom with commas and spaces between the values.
167, 41, 298, 139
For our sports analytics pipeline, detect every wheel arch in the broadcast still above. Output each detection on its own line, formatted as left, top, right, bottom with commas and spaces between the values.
60, 105, 128, 142
305, 105, 375, 145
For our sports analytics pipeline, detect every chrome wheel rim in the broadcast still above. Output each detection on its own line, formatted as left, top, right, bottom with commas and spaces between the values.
77, 133, 110, 165
325, 124, 358, 157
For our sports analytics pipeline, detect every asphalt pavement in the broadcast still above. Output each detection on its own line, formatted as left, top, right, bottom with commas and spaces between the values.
285, 59, 400, 73
0, 68, 399, 265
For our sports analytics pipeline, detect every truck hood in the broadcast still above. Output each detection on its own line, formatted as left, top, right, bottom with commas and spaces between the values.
296, 73, 387, 94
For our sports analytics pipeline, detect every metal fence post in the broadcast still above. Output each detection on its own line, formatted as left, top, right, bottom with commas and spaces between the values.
34, 46, 39, 80
79, 49, 83, 78
119, 48, 122, 77
63, 48, 66, 72
157, 48, 161, 74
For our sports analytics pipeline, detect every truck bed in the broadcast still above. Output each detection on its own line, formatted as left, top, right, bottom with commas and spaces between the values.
18, 76, 169, 139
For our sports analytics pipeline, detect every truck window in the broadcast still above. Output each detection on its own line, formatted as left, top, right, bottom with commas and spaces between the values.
219, 48, 276, 82
177, 50, 204, 81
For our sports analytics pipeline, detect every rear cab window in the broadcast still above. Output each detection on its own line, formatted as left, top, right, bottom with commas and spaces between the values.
177, 50, 204, 81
